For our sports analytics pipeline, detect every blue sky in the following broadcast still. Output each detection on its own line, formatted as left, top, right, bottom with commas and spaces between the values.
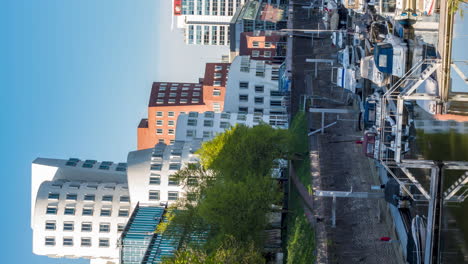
0, 1, 227, 263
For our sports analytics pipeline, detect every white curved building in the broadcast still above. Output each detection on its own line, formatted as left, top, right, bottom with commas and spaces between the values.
174, 111, 288, 142
31, 158, 129, 263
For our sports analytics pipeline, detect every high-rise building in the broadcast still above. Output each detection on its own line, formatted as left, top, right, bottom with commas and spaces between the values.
224, 55, 288, 115
137, 63, 229, 149
174, 0, 247, 46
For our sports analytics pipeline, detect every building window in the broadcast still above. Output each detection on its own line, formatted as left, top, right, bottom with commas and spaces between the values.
205, 111, 214, 118
264, 51, 272, 58
156, 120, 163, 126
213, 102, 221, 112
150, 175, 161, 185
193, 92, 200, 97
81, 237, 92, 247
214, 73, 222, 79
64, 207, 75, 215
102, 195, 113, 202
168, 111, 175, 117
168, 129, 175, 135
86, 184, 98, 190
81, 222, 92, 232
254, 108, 264, 114
265, 42, 272, 48
45, 221, 56, 231
151, 164, 162, 171
203, 131, 212, 138
252, 50, 260, 57
170, 139, 175, 144
99, 223, 110, 233
156, 99, 164, 104
168, 99, 176, 104
187, 177, 198, 186
214, 80, 222, 86
120, 196, 130, 202
149, 190, 160, 201
82, 208, 93, 216
215, 65, 223, 71
158, 139, 165, 144
168, 120, 175, 126
168, 191, 179, 201
100, 208, 112, 217
180, 98, 188, 103
156, 111, 163, 117
118, 209, 129, 217
220, 122, 230, 129
239, 81, 249, 89
168, 176, 179, 186
99, 238, 110, 248
63, 237, 73, 247
255, 97, 264, 104
204, 120, 214, 127
270, 100, 282, 106
63, 222, 74, 231
239, 94, 248, 102
238, 107, 248, 113
156, 129, 163, 135
221, 112, 230, 119
255, 85, 264, 92
84, 194, 95, 201
48, 193, 60, 200
181, 92, 188, 97
213, 89, 221, 96
158, 92, 165, 98
252, 41, 259, 47
189, 112, 198, 118
66, 194, 77, 201
45, 237, 55, 246
169, 92, 176, 97
186, 130, 196, 137
118, 224, 125, 232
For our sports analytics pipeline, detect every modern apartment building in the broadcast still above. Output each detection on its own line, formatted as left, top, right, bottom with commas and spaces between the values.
31, 158, 130, 263
137, 63, 229, 149
175, 111, 288, 141
239, 31, 287, 62
224, 55, 288, 115
174, 0, 247, 46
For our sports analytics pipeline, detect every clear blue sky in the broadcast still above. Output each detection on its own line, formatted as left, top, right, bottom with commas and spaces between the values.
0, 1, 227, 263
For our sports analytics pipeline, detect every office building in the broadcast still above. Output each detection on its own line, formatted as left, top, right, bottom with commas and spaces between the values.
137, 63, 229, 149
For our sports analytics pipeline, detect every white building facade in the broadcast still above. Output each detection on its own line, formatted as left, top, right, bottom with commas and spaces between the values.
224, 55, 287, 115
176, 0, 246, 45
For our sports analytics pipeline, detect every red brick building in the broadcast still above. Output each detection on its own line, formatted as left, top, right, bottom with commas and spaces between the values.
239, 32, 286, 63
137, 63, 229, 150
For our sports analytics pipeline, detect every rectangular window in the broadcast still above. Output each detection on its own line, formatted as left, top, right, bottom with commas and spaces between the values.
149, 190, 160, 201
187, 119, 197, 127
169, 92, 177, 97
157, 92, 165, 97
168, 129, 175, 135
204, 111, 214, 118
214, 73, 222, 78
102, 195, 113, 202
118, 224, 125, 232
63, 237, 73, 246
64, 207, 75, 215
156, 129, 163, 135
188, 177, 198, 186
264, 51, 271, 57
215, 65, 223, 71
81, 237, 92, 247
255, 97, 264, 104
270, 100, 282, 106
239, 94, 248, 102
99, 223, 110, 233
156, 120, 163, 126
214, 80, 222, 86
45, 237, 55, 246
66, 194, 77, 201
100, 208, 112, 217
213, 89, 221, 96
264, 42, 272, 48
48, 193, 60, 200
169, 163, 181, 170
254, 108, 264, 114
63, 222, 74, 231
252, 50, 260, 57
203, 131, 212, 138
158, 139, 165, 143
168, 176, 179, 186
45, 221, 56, 231
188, 112, 198, 118
82, 208, 93, 216
84, 194, 95, 201
151, 164, 162, 171
186, 130, 196, 137
118, 209, 129, 217
170, 139, 175, 144
168, 120, 175, 126
238, 107, 248, 113
99, 238, 110, 248
180, 98, 187, 103
120, 196, 130, 202
193, 92, 200, 97
81, 222, 92, 232
168, 99, 176, 104
168, 111, 175, 117
255, 85, 264, 92
220, 122, 230, 129
156, 111, 163, 117
150, 175, 161, 185
99, 164, 110, 170
239, 82, 249, 89
204, 119, 213, 127
168, 191, 179, 201
252, 41, 259, 47
181, 92, 188, 97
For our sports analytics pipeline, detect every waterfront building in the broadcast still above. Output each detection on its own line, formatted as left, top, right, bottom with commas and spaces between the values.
239, 31, 287, 63
137, 63, 229, 149
223, 55, 288, 115
31, 158, 130, 263
174, 0, 247, 46
175, 111, 288, 142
